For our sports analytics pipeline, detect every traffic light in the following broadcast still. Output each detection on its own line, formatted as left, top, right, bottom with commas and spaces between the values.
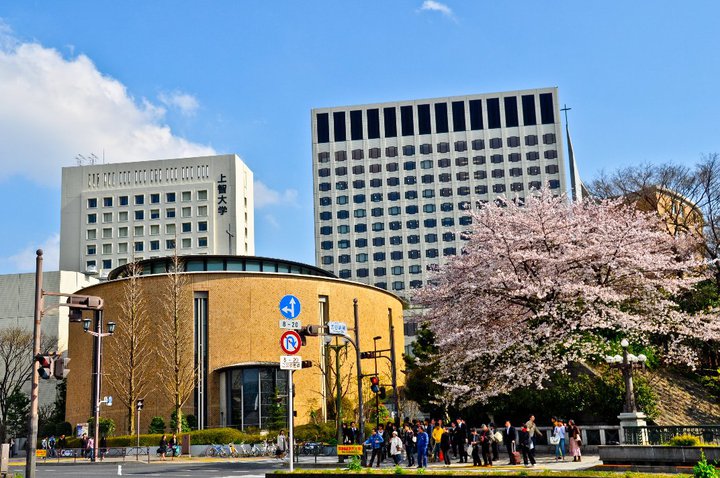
370, 375, 380, 393
53, 356, 70, 379
67, 295, 104, 321
35, 354, 54, 380
360, 351, 376, 359
298, 325, 324, 346
379, 387, 386, 399
136, 399, 144, 411
301, 360, 313, 368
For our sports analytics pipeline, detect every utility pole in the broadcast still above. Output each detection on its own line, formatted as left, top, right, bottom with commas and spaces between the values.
388, 309, 400, 427
26, 250, 44, 478
352, 299, 365, 462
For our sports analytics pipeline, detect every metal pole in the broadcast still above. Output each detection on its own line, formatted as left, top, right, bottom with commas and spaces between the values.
334, 341, 343, 463
373, 339, 379, 430
136, 408, 140, 461
92, 310, 103, 462
288, 370, 294, 472
622, 347, 636, 413
353, 299, 365, 464
26, 249, 44, 478
388, 309, 400, 427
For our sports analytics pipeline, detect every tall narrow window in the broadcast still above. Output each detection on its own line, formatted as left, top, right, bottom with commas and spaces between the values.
487, 98, 501, 129
522, 95, 537, 125
194, 292, 209, 429
469, 99, 483, 130
417, 104, 431, 135
540, 92, 555, 124
504, 96, 519, 127
400, 105, 414, 136
316, 113, 329, 143
383, 107, 397, 137
333, 111, 346, 142
451, 101, 466, 132
434, 103, 449, 133
367, 109, 380, 139
350, 110, 363, 140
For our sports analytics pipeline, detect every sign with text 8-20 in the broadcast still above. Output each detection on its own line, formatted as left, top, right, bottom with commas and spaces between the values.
280, 355, 302, 370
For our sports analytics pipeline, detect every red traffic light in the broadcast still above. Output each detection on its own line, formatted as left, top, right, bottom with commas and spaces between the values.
35, 354, 53, 380
370, 376, 379, 386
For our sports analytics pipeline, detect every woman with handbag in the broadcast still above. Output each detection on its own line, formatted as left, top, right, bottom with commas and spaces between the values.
567, 420, 582, 461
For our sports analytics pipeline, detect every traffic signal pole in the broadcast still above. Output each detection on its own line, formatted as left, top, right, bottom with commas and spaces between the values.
26, 249, 44, 478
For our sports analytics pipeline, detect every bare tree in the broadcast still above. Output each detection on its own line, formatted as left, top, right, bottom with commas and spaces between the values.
157, 252, 195, 434
588, 154, 719, 283
0, 327, 55, 442
105, 261, 155, 434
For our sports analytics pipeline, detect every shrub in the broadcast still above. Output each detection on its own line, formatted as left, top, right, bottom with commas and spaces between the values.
148, 416, 165, 434
694, 451, 719, 478
294, 422, 337, 443
668, 435, 702, 447
170, 410, 190, 433
87, 417, 115, 436
347, 455, 362, 471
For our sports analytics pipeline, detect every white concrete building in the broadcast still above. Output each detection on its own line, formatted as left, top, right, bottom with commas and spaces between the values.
0, 270, 98, 406
311, 87, 568, 296
60, 154, 254, 277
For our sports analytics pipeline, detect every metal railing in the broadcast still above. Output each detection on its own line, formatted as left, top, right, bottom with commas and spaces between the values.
624, 425, 720, 445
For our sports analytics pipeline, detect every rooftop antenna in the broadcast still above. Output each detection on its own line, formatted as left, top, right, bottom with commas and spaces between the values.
75, 154, 87, 166
89, 153, 99, 165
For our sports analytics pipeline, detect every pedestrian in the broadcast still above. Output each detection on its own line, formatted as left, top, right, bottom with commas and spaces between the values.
86, 436, 94, 460
431, 419, 443, 462
389, 431, 403, 465
169, 433, 178, 458
480, 424, 493, 466
553, 419, 566, 461
567, 420, 582, 462
349, 422, 360, 444
403, 424, 416, 467
81, 433, 88, 458
469, 428, 481, 466
518, 425, 536, 466
158, 434, 168, 461
503, 421, 517, 465
455, 417, 468, 463
440, 427, 451, 465
276, 430, 288, 459
48, 435, 56, 458
524, 415, 542, 449
57, 434, 67, 457
364, 428, 384, 467
9, 438, 14, 458
416, 425, 429, 468
489, 423, 500, 461
99, 435, 107, 461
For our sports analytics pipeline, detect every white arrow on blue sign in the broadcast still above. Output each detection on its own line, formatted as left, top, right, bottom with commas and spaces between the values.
279, 294, 301, 319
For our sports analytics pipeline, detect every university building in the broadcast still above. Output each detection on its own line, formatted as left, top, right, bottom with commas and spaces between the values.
59, 154, 254, 277
311, 88, 569, 297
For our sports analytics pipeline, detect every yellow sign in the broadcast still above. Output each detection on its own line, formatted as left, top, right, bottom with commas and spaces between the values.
36, 449, 47, 457
337, 444, 363, 455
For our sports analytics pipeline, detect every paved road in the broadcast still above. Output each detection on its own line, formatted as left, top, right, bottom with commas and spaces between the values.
8, 454, 600, 477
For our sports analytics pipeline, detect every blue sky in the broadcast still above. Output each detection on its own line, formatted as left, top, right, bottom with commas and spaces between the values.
0, 1, 718, 273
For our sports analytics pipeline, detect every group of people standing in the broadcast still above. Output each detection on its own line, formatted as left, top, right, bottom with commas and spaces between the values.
350, 415, 581, 468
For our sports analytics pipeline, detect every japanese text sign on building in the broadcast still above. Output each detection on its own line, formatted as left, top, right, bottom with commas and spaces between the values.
217, 174, 228, 216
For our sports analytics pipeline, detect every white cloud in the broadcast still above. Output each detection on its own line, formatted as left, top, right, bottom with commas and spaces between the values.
254, 180, 298, 209
0, 24, 215, 186
158, 90, 200, 117
264, 214, 281, 229
419, 1, 456, 20
0, 233, 59, 274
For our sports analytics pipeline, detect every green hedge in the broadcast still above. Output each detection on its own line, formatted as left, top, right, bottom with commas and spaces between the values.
63, 428, 279, 448
667, 435, 702, 447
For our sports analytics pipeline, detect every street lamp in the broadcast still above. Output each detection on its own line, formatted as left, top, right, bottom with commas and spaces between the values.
605, 339, 647, 413
324, 335, 348, 462
372, 336, 382, 430
82, 313, 115, 461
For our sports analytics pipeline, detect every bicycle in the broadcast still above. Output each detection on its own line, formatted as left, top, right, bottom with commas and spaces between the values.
205, 444, 228, 457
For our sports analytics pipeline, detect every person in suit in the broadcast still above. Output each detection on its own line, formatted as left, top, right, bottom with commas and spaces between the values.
349, 422, 360, 444
440, 427, 451, 465
503, 420, 517, 465
455, 418, 468, 463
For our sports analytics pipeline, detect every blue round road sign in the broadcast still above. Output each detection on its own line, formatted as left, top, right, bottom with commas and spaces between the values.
279, 294, 301, 319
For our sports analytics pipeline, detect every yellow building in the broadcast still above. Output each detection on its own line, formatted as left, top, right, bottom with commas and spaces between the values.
628, 185, 704, 236
65, 255, 404, 434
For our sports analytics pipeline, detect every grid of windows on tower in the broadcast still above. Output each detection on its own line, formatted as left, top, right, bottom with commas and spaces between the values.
315, 93, 555, 143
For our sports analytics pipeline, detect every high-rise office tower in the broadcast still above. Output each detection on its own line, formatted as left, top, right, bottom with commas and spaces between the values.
312, 88, 567, 296
60, 154, 254, 276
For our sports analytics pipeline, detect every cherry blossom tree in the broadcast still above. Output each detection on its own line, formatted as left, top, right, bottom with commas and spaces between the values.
414, 189, 717, 404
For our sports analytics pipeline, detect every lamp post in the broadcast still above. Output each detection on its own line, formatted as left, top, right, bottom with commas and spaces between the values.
605, 339, 648, 443
372, 336, 382, 430
82, 314, 115, 461
325, 335, 348, 462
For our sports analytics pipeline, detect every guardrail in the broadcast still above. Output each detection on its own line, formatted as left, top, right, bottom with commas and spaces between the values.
38, 447, 154, 463
624, 425, 720, 445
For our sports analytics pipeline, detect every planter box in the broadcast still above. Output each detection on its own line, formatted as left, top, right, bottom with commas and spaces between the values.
599, 445, 720, 465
